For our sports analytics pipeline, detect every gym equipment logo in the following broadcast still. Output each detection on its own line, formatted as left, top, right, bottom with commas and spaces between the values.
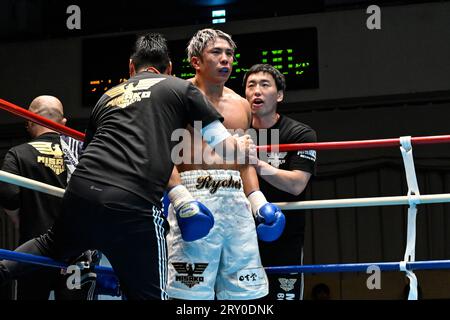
29, 141, 65, 175
172, 262, 208, 288
266, 152, 287, 168
105, 78, 166, 108
298, 150, 317, 162
279, 278, 297, 292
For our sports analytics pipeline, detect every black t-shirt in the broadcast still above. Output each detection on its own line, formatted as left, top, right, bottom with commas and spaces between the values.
253, 114, 317, 265
73, 71, 223, 206
0, 132, 67, 244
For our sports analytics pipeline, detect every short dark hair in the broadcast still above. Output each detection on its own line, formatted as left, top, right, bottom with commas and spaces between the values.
243, 64, 286, 93
187, 28, 236, 62
130, 33, 170, 73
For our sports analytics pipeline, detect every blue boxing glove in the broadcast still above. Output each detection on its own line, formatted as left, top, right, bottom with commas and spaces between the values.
168, 185, 214, 242
248, 191, 286, 242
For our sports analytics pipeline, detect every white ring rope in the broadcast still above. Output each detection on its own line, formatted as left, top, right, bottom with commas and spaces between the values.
275, 193, 450, 210
1, 167, 449, 300
0, 170, 64, 198
3, 169, 450, 210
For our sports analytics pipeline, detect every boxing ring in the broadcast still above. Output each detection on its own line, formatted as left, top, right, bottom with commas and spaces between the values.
2, 98, 450, 300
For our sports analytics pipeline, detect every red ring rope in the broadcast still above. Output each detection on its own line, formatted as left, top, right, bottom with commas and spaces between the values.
2, 98, 450, 152
0, 98, 85, 141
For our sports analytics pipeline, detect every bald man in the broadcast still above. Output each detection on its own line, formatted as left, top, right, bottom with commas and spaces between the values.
0, 95, 87, 300
25, 95, 66, 139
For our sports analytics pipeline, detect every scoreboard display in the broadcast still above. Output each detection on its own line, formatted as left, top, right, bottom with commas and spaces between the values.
82, 28, 318, 106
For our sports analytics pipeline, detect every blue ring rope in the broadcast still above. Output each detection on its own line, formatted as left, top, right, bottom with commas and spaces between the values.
0, 249, 115, 276
2, 248, 450, 276
266, 260, 450, 273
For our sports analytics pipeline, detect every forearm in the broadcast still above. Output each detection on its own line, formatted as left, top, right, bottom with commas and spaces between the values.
256, 160, 311, 196
167, 166, 182, 189
240, 165, 260, 196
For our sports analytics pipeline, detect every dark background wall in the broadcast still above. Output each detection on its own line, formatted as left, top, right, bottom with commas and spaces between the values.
1, 1, 449, 121
1, 1, 450, 299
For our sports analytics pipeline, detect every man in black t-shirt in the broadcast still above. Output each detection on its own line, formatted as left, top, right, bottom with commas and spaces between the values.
0, 33, 249, 300
0, 95, 90, 300
244, 64, 317, 300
